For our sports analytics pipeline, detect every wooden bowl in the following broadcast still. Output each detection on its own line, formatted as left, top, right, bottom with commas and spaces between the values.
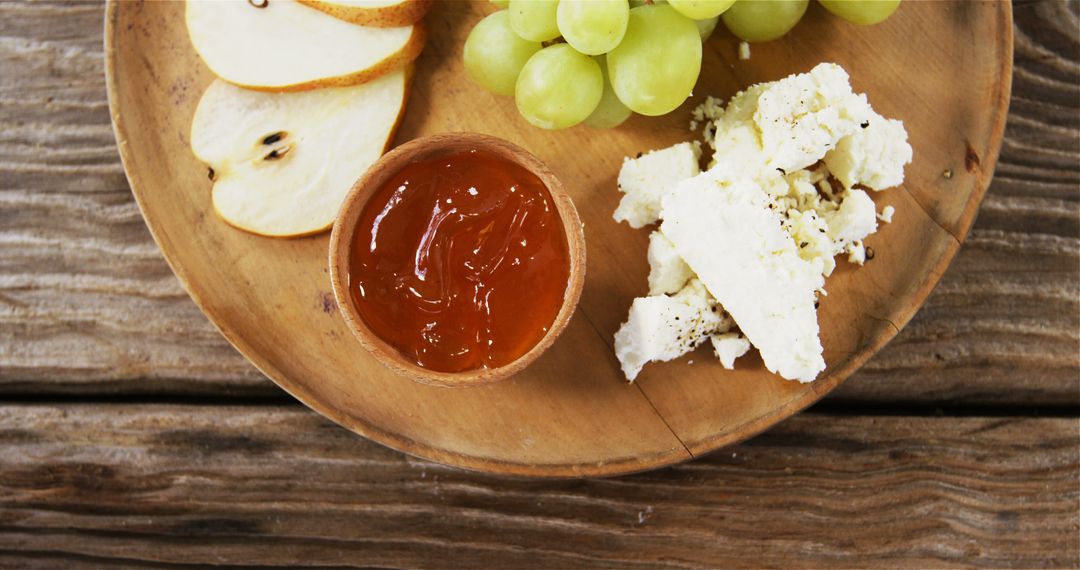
328, 133, 586, 387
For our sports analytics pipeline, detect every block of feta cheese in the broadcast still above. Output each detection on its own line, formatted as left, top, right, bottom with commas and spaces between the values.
824, 111, 912, 191
702, 62, 873, 176
647, 231, 694, 295
613, 142, 700, 229
614, 279, 732, 382
660, 167, 827, 382
710, 332, 751, 369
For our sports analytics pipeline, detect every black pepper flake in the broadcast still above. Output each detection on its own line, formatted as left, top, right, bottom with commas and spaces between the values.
207, 167, 215, 181
635, 152, 643, 159
814, 301, 820, 309
800, 242, 808, 248
777, 168, 786, 175
819, 228, 826, 233
860, 121, 870, 129
865, 247, 875, 260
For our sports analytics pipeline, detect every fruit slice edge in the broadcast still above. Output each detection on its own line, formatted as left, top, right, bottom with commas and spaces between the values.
296, 0, 433, 27
186, 0, 426, 92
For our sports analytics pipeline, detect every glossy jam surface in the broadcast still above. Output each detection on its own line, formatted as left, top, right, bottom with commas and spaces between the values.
349, 149, 570, 373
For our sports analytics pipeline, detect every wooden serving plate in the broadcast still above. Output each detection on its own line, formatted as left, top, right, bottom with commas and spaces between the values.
105, 0, 1011, 477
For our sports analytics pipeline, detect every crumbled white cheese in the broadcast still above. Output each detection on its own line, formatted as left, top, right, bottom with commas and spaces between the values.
824, 189, 878, 252
845, 240, 867, 265
738, 41, 751, 61
700, 63, 873, 176
613, 279, 731, 382
647, 230, 694, 295
824, 112, 912, 191
783, 208, 836, 277
615, 62, 911, 383
614, 142, 701, 228
710, 332, 750, 369
660, 167, 826, 382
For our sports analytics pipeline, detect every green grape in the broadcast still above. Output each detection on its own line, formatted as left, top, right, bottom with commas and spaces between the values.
490, 0, 509, 7
509, 0, 560, 42
584, 57, 632, 129
464, 11, 542, 96
607, 4, 702, 116
819, 0, 900, 25
515, 44, 604, 129
696, 16, 719, 40
557, 0, 630, 56
722, 0, 808, 42
669, 0, 734, 19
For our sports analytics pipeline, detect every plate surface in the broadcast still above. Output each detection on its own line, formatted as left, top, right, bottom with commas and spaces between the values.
105, 0, 1011, 477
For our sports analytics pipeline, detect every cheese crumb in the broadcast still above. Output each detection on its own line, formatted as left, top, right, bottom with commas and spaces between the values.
824, 112, 912, 191
824, 189, 878, 254
711, 333, 751, 369
647, 230, 694, 295
738, 41, 751, 61
613, 279, 731, 382
878, 205, 895, 223
614, 142, 701, 229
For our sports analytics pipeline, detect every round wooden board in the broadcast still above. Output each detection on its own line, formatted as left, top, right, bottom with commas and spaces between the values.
105, 0, 1011, 477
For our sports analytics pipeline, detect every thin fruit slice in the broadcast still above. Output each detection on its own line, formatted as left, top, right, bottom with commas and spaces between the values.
296, 0, 432, 27
190, 69, 409, 237
186, 0, 424, 92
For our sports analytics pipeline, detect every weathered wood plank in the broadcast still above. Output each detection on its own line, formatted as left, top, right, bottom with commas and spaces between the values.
0, 0, 1077, 403
0, 404, 1075, 568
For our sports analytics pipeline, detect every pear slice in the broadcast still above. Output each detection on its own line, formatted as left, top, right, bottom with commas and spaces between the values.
186, 0, 425, 92
190, 69, 409, 238
296, 0, 433, 27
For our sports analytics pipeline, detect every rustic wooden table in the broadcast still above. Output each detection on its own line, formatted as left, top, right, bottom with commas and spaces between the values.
1, 0, 1077, 567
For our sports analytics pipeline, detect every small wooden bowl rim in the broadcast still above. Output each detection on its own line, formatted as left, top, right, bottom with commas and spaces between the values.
329, 133, 586, 387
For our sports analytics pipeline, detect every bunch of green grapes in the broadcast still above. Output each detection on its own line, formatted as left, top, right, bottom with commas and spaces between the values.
464, 0, 901, 130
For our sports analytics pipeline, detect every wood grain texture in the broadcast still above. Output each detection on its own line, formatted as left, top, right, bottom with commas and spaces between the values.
0, 404, 1076, 568
103, 0, 1013, 474
0, 0, 1074, 406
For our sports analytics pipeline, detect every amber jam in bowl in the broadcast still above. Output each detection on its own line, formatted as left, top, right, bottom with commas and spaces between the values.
329, 133, 586, 387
